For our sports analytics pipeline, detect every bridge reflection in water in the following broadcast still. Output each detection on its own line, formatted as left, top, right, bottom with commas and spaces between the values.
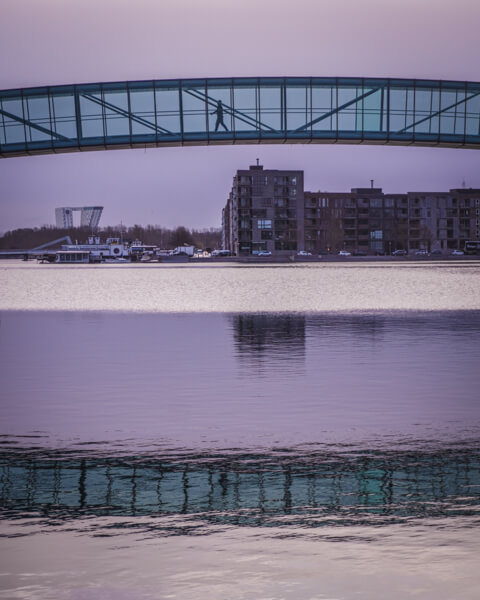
1, 448, 479, 528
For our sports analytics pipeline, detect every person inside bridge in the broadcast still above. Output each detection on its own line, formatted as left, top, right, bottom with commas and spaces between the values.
211, 100, 228, 132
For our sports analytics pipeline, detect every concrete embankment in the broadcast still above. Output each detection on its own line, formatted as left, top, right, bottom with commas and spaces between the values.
192, 255, 480, 264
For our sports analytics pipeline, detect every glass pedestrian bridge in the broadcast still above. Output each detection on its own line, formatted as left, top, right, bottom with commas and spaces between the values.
1, 77, 480, 157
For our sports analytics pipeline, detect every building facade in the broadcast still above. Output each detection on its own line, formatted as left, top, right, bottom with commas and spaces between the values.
304, 188, 409, 254
222, 167, 480, 255
223, 164, 304, 256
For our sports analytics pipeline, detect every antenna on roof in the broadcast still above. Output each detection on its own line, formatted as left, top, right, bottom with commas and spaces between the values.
370, 179, 374, 189
462, 177, 466, 189
256, 158, 260, 166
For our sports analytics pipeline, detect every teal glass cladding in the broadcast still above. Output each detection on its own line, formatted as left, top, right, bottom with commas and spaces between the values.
1, 77, 480, 156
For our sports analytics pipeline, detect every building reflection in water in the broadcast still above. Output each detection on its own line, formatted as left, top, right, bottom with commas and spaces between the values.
231, 314, 306, 367
1, 447, 479, 529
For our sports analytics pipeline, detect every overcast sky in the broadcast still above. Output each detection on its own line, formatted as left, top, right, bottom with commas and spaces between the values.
1, 0, 479, 232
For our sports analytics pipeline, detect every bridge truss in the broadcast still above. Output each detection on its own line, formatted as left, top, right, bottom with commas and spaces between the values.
1, 77, 480, 157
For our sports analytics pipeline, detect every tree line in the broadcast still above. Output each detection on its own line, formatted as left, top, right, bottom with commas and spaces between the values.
0, 225, 222, 250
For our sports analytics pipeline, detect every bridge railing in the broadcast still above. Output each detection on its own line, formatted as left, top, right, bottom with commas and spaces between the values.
1, 77, 480, 156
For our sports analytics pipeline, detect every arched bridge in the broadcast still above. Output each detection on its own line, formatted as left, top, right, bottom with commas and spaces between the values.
1, 77, 480, 157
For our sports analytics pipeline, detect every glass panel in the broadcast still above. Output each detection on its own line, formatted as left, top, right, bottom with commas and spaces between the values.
311, 85, 335, 132
439, 91, 457, 135
129, 89, 156, 136
362, 88, 382, 132
51, 93, 77, 139
413, 88, 433, 134
337, 86, 358, 131
24, 95, 51, 142
182, 84, 207, 133
79, 90, 104, 139
286, 84, 309, 131
389, 88, 408, 132
454, 91, 466, 135
0, 97, 25, 144
259, 84, 282, 131
207, 85, 231, 133
406, 88, 414, 131
103, 90, 129, 137
155, 84, 181, 135
233, 82, 257, 133
465, 94, 480, 136
0, 110, 5, 145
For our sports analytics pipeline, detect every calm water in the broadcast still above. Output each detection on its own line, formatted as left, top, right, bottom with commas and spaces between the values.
1, 262, 480, 599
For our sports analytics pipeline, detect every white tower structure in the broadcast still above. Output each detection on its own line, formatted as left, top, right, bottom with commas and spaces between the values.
55, 206, 103, 229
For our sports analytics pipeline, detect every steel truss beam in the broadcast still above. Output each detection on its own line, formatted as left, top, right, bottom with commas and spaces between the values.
296, 86, 382, 132
0, 107, 70, 141
81, 93, 173, 136
184, 88, 277, 133
398, 90, 480, 133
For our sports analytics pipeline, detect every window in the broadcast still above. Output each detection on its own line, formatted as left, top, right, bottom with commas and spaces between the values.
370, 230, 383, 240
258, 219, 272, 229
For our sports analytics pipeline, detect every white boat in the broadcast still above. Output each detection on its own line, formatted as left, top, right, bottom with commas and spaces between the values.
60, 236, 129, 261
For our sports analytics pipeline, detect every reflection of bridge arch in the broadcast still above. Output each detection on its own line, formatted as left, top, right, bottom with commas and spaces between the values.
1, 449, 479, 527
1, 77, 480, 157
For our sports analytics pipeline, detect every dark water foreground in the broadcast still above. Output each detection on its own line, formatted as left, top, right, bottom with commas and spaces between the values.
1, 310, 480, 599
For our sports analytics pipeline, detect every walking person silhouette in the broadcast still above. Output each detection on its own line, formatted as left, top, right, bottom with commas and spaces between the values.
211, 100, 228, 131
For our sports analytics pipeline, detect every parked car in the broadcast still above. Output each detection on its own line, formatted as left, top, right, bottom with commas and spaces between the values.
392, 249, 407, 256
451, 249, 464, 256
415, 249, 428, 256
297, 250, 312, 256
257, 251, 272, 257
430, 249, 442, 255
338, 250, 351, 257
353, 250, 367, 256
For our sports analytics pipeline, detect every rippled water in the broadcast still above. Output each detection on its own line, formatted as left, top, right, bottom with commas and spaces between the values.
1, 260, 480, 312
1, 262, 480, 599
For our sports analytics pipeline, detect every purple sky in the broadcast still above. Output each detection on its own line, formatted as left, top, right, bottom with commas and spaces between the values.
1, 0, 479, 232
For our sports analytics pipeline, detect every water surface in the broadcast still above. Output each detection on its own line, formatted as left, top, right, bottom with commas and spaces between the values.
1, 262, 480, 599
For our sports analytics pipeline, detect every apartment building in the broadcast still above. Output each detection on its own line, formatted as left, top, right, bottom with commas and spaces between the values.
222, 166, 480, 255
223, 164, 304, 256
304, 188, 409, 254
407, 189, 480, 252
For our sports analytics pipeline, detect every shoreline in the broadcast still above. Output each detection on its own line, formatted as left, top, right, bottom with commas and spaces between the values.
1, 255, 480, 265
191, 255, 480, 264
